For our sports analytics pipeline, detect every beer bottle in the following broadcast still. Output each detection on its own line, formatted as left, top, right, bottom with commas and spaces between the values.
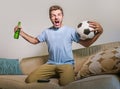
14, 21, 21, 39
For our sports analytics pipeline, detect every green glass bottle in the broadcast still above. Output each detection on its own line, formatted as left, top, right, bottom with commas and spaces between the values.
14, 21, 21, 39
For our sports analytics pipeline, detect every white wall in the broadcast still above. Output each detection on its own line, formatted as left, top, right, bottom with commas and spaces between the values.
0, 0, 120, 59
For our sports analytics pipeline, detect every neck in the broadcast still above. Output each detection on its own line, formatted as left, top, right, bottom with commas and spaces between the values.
53, 24, 63, 29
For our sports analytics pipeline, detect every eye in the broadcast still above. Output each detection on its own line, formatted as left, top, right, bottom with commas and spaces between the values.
58, 13, 62, 16
51, 14, 55, 18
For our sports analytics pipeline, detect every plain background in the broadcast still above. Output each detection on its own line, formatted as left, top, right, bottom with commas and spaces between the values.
0, 0, 120, 59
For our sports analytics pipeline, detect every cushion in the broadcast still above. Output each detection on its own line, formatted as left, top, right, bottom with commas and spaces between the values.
0, 58, 22, 75
74, 57, 88, 74
76, 46, 120, 79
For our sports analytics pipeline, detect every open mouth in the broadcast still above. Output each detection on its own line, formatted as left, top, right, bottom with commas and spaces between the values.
54, 20, 60, 26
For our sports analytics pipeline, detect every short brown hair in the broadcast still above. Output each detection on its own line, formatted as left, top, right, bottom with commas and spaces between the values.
49, 5, 64, 18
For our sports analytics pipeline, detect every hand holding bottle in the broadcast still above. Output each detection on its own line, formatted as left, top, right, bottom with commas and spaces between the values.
14, 21, 21, 39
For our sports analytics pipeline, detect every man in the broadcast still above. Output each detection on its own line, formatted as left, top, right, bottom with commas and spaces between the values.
14, 5, 103, 86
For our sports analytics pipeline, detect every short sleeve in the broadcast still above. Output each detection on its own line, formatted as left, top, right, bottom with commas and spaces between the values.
37, 31, 46, 42
71, 29, 80, 43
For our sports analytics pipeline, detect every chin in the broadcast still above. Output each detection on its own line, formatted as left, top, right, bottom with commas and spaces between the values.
54, 26, 61, 28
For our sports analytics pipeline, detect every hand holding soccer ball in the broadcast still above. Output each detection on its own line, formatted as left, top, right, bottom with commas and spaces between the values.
77, 21, 97, 40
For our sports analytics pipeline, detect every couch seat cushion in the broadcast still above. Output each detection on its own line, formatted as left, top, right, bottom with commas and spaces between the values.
0, 75, 61, 89
64, 75, 120, 89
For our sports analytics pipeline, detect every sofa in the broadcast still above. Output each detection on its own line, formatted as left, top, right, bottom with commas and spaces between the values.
0, 41, 120, 89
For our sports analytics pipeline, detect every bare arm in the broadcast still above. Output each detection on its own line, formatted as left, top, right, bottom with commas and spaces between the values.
79, 21, 103, 47
14, 26, 40, 44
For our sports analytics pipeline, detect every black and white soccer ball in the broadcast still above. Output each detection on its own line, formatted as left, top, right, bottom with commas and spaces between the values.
77, 21, 95, 40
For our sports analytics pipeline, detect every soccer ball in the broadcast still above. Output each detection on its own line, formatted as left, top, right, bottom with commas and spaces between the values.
77, 21, 95, 40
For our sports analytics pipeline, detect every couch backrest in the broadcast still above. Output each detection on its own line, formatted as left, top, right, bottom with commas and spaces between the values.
73, 41, 120, 58
20, 56, 48, 75
20, 41, 120, 75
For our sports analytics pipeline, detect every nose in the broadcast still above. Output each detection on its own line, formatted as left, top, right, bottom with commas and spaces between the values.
55, 15, 59, 19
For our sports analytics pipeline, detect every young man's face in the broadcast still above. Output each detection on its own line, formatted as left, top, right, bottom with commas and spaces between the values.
50, 9, 63, 28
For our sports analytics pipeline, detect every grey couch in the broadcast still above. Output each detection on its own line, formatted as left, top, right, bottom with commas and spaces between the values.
0, 41, 120, 89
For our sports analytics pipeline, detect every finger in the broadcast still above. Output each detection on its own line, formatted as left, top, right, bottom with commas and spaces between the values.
14, 26, 18, 31
14, 26, 21, 32
89, 24, 98, 29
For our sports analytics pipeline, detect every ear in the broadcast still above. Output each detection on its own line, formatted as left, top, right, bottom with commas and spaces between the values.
77, 23, 82, 28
